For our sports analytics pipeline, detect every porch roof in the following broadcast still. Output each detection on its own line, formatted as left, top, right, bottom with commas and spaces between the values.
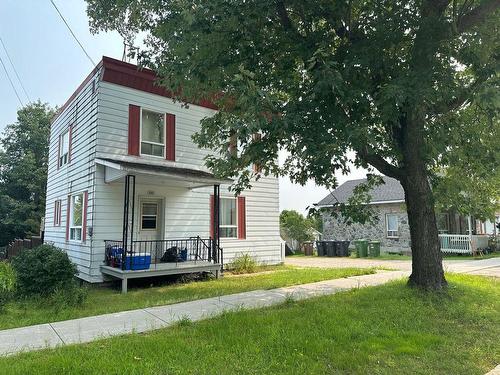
95, 157, 232, 187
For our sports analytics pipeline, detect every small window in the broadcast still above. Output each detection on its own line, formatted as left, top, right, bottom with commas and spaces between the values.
69, 193, 83, 241
59, 129, 70, 167
220, 198, 237, 238
386, 214, 399, 238
141, 202, 158, 230
54, 200, 62, 226
141, 109, 165, 157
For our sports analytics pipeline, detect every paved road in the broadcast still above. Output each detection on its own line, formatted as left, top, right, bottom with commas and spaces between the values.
285, 256, 500, 278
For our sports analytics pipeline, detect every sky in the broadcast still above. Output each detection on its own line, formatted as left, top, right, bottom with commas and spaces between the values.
0, 0, 367, 215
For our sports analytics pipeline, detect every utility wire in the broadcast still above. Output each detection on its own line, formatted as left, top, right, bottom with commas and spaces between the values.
0, 53, 24, 106
0, 36, 30, 103
49, 0, 96, 67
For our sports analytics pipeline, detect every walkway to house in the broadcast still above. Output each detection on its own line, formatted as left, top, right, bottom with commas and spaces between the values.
285, 257, 500, 278
0, 270, 409, 357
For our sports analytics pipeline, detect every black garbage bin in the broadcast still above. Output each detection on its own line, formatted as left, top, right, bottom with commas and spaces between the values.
326, 241, 336, 257
335, 241, 350, 257
316, 241, 325, 256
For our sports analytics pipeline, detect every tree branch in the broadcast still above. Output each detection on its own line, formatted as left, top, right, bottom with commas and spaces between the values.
457, 0, 500, 33
276, 0, 304, 40
357, 148, 404, 180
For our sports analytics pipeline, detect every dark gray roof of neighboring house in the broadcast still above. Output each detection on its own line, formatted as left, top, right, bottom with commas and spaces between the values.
316, 176, 405, 206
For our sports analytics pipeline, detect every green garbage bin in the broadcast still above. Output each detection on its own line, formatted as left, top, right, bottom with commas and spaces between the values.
354, 239, 369, 258
368, 241, 381, 257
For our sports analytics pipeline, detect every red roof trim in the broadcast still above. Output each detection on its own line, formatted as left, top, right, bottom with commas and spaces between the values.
100, 56, 218, 110
52, 56, 218, 125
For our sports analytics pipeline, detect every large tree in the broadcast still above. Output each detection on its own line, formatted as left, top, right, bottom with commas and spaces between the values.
87, 0, 499, 289
0, 102, 54, 246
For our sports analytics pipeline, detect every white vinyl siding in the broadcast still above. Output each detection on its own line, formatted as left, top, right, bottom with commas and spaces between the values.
44, 66, 99, 282
386, 214, 399, 238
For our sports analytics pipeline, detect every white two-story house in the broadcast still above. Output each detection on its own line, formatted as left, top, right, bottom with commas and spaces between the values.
44, 56, 281, 291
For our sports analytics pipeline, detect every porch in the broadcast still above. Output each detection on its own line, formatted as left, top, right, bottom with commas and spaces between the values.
95, 157, 229, 292
439, 234, 490, 255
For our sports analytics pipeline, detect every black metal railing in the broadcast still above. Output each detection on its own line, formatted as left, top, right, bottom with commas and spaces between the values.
104, 236, 223, 271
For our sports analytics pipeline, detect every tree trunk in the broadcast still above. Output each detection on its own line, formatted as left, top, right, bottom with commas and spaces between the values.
402, 168, 447, 289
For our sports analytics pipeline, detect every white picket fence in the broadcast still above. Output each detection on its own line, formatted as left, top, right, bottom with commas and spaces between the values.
438, 234, 490, 254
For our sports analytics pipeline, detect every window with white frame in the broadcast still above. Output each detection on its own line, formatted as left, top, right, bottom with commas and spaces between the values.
141, 109, 165, 157
386, 214, 399, 238
59, 129, 70, 167
141, 202, 158, 230
69, 193, 84, 241
220, 197, 237, 238
54, 200, 62, 226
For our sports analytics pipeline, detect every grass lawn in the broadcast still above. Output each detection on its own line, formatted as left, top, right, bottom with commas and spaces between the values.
0, 266, 372, 331
1, 274, 497, 374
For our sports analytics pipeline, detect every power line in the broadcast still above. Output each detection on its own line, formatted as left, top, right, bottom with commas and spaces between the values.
0, 53, 24, 106
49, 0, 96, 67
0, 36, 30, 103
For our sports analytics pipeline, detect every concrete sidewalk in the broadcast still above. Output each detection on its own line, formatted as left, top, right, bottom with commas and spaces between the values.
0, 270, 409, 357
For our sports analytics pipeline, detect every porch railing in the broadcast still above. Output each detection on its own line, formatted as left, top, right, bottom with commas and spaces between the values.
439, 234, 471, 254
104, 236, 223, 271
438, 234, 491, 254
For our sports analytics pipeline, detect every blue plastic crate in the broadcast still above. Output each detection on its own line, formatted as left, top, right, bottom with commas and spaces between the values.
123, 253, 151, 270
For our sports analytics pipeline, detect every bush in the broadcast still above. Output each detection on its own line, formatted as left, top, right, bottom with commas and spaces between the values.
11, 245, 78, 297
229, 253, 258, 274
0, 262, 16, 309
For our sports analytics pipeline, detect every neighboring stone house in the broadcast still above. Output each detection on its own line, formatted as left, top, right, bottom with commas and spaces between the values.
316, 176, 499, 254
316, 176, 411, 253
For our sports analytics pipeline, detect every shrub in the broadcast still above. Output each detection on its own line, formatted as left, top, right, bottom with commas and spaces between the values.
0, 262, 16, 309
229, 253, 258, 274
11, 244, 78, 297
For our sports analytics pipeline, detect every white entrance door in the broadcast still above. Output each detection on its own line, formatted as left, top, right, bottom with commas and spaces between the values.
138, 199, 163, 241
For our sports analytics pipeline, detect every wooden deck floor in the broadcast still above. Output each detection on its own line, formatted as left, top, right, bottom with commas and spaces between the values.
101, 261, 222, 293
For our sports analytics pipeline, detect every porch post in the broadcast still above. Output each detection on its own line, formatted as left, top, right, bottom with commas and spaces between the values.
122, 175, 136, 270
122, 175, 130, 270
213, 184, 220, 263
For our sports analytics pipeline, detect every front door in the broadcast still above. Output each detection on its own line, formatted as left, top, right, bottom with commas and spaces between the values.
138, 198, 163, 241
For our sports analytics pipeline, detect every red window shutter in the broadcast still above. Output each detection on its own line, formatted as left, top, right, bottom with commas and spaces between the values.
82, 191, 88, 242
66, 196, 71, 241
67, 125, 73, 163
166, 113, 176, 161
54, 201, 58, 226
128, 104, 140, 155
237, 196, 246, 239
229, 132, 237, 156
209, 194, 214, 238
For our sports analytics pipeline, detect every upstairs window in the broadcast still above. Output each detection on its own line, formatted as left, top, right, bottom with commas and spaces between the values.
220, 198, 237, 238
59, 129, 70, 167
69, 193, 83, 241
141, 109, 165, 157
386, 214, 399, 238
